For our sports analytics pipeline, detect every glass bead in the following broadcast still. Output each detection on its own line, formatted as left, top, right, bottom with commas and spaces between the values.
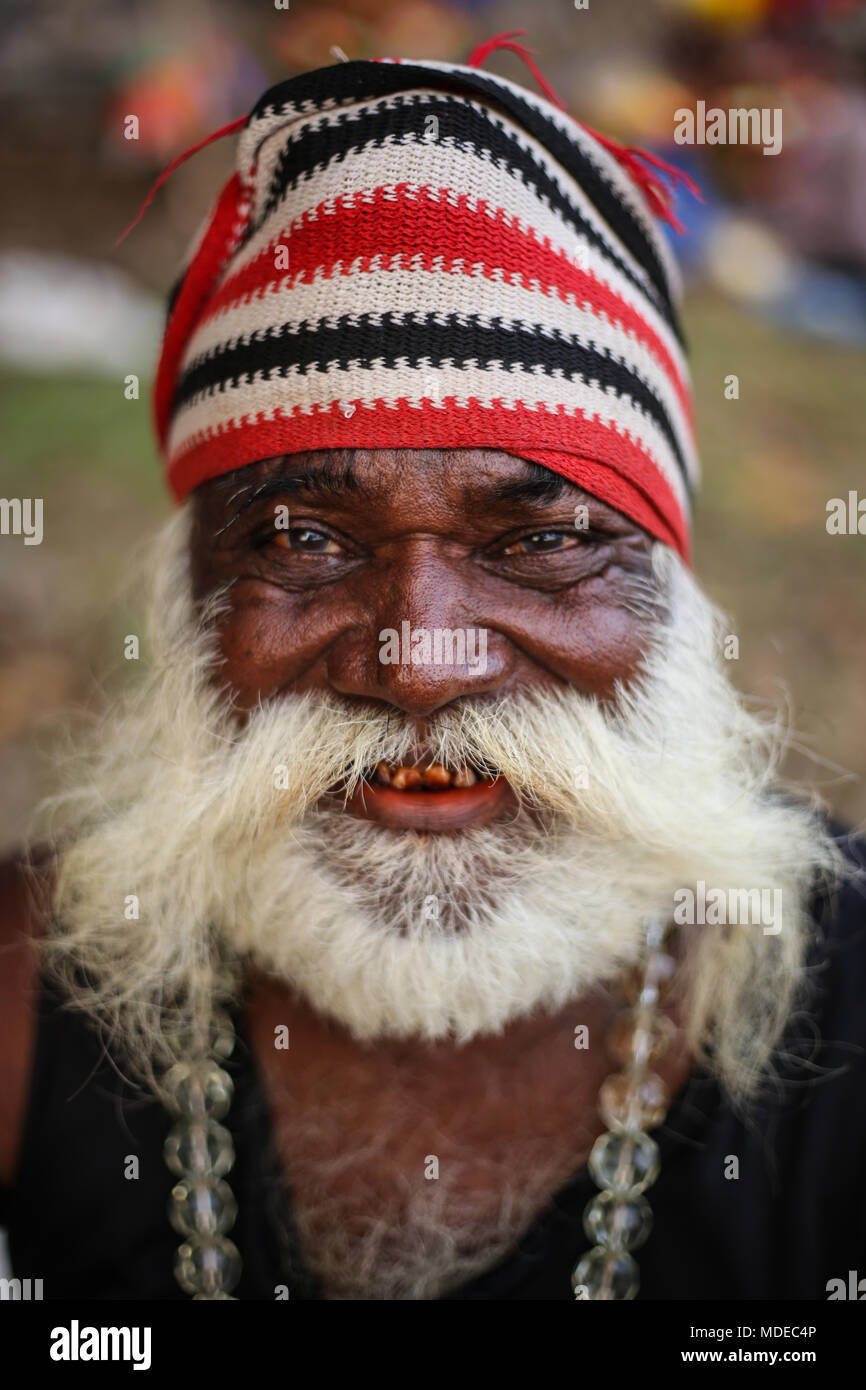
644, 918, 667, 954
620, 952, 676, 1006
571, 1246, 639, 1301
598, 1069, 669, 1132
164, 1119, 235, 1178
174, 1236, 242, 1298
163, 1060, 234, 1120
608, 1009, 676, 1068
211, 1011, 237, 1061
170, 1177, 238, 1239
619, 965, 643, 1007
583, 1191, 653, 1251
638, 981, 660, 1010
588, 1129, 660, 1195
647, 951, 677, 987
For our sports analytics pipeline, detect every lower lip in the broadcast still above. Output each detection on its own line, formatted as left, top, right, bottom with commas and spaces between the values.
343, 776, 517, 831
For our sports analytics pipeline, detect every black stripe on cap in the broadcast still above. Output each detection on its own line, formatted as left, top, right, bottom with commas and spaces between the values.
174, 310, 691, 489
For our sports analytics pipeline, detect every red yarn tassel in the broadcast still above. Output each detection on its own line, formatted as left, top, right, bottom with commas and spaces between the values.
580, 123, 703, 232
465, 31, 702, 231
466, 29, 567, 111
115, 115, 248, 247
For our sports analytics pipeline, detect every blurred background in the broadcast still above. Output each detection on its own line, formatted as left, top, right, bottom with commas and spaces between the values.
1, 0, 865, 853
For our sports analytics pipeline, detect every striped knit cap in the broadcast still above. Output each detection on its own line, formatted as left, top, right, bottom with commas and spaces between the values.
154, 56, 698, 559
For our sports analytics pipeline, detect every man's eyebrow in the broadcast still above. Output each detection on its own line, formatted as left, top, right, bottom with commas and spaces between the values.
487, 462, 570, 507
216, 455, 365, 528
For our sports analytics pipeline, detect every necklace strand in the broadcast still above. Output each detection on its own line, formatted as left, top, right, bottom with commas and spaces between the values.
164, 1011, 242, 1299
573, 915, 676, 1300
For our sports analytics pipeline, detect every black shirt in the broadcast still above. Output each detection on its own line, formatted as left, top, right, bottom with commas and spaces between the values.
3, 829, 865, 1301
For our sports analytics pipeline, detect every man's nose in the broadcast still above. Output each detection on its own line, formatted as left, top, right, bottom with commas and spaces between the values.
325, 553, 513, 718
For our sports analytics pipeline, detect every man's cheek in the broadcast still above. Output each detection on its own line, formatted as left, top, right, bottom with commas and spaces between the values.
213, 599, 341, 707
212, 608, 300, 706
544, 607, 653, 700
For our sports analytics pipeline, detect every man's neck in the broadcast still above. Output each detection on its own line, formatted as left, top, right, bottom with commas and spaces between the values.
241, 967, 693, 1299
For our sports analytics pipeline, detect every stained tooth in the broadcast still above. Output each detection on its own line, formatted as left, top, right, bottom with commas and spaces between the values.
374, 762, 392, 786
421, 764, 452, 787
391, 765, 423, 790
452, 766, 478, 788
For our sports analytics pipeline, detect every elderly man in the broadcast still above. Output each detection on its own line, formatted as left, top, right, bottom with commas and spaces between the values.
0, 53, 864, 1304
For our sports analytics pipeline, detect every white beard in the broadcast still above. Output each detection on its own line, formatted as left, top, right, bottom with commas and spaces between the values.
226, 802, 660, 1044
42, 504, 844, 1106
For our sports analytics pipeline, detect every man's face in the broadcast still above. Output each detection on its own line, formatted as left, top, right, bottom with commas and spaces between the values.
49, 442, 832, 1059
190, 447, 657, 831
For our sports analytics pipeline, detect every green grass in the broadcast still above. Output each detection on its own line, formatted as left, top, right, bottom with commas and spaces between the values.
0, 368, 162, 499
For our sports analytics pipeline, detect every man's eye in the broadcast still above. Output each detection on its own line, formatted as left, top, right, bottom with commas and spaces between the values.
502, 530, 577, 555
273, 527, 343, 555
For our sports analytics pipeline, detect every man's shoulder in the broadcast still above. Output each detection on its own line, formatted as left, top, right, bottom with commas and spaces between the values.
0, 851, 50, 1187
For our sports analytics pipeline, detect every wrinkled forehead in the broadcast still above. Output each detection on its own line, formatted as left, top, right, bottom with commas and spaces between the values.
189, 448, 638, 534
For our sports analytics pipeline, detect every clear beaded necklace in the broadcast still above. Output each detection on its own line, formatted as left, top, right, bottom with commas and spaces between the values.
163, 1012, 243, 1300
572, 915, 677, 1300
162, 915, 676, 1302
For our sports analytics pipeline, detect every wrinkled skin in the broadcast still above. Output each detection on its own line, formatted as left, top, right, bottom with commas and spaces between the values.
190, 448, 657, 716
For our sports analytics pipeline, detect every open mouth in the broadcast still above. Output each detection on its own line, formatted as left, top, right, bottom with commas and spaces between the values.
340, 759, 516, 832
369, 759, 497, 791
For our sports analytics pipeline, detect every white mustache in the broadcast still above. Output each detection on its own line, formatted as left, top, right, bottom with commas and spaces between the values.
163, 686, 625, 848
